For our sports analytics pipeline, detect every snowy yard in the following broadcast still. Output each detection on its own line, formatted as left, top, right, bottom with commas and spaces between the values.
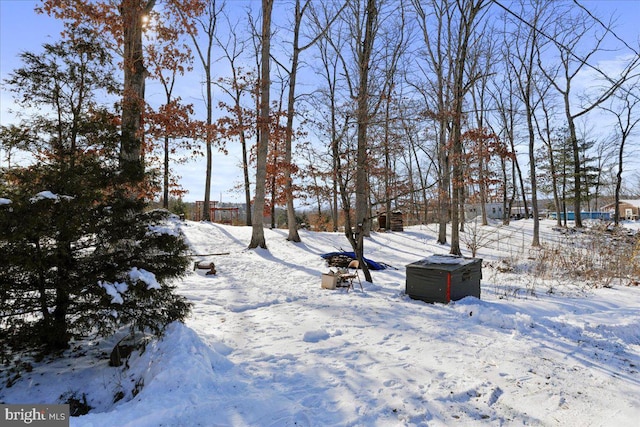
2, 219, 639, 426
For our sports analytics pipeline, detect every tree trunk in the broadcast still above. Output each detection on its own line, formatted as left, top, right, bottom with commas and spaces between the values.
546, 134, 562, 228
450, 0, 485, 256
500, 156, 509, 225
284, 0, 304, 242
527, 110, 540, 245
46, 287, 70, 350
120, 0, 156, 183
249, 0, 273, 249
524, 21, 540, 245
270, 171, 277, 229
566, 105, 583, 228
239, 112, 253, 226
383, 90, 392, 231
614, 143, 624, 227
353, 0, 377, 282
537, 100, 563, 228
202, 40, 214, 222
163, 134, 169, 208
478, 152, 488, 226
330, 97, 340, 233
437, 120, 449, 244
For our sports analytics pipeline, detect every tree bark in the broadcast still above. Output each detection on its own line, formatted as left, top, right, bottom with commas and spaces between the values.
450, 0, 485, 256
353, 0, 377, 282
283, 0, 305, 242
120, 0, 156, 183
249, 0, 273, 249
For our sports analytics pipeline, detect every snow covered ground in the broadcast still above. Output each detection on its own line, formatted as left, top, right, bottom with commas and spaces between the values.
2, 218, 639, 426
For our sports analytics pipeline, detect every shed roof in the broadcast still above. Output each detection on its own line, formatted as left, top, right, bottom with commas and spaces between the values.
407, 255, 481, 272
602, 199, 640, 209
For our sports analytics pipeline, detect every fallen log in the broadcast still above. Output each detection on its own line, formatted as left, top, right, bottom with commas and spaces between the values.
189, 252, 230, 257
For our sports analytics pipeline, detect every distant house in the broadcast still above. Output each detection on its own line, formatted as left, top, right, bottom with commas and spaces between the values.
465, 203, 505, 220
601, 199, 640, 221
510, 205, 532, 220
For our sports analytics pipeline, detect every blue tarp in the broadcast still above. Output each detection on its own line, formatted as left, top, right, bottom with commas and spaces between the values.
321, 251, 388, 270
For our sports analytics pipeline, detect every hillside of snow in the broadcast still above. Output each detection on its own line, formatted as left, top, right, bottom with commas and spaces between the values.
2, 219, 639, 426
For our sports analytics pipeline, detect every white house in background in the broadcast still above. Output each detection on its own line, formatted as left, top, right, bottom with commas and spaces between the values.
510, 205, 533, 219
601, 199, 640, 221
465, 203, 505, 220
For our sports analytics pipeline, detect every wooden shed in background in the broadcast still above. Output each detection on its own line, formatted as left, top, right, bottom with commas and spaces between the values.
378, 211, 404, 232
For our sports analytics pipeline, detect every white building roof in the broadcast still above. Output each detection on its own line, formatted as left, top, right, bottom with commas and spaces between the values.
602, 199, 640, 209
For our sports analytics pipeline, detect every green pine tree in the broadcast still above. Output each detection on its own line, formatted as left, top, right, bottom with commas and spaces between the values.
0, 28, 191, 353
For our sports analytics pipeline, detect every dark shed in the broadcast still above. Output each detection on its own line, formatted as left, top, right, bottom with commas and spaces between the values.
377, 211, 404, 232
406, 255, 482, 304
390, 211, 403, 232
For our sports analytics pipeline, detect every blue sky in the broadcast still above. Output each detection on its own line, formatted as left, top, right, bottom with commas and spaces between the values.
1, 1, 639, 203
1, 1, 64, 125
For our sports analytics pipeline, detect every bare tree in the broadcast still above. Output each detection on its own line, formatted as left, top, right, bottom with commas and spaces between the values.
468, 31, 496, 226
505, 0, 554, 247
449, 0, 488, 256
281, 0, 308, 242
411, 0, 489, 253
490, 51, 526, 227
249, 0, 274, 249
310, 1, 352, 233
396, 97, 438, 225
538, 7, 638, 228
399, 110, 437, 224
600, 80, 640, 226
215, 14, 255, 226
277, 0, 347, 242
311, 0, 402, 282
411, 0, 456, 245
533, 85, 563, 227
178, 0, 223, 221
348, 0, 379, 282
589, 133, 616, 212
378, 5, 408, 230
